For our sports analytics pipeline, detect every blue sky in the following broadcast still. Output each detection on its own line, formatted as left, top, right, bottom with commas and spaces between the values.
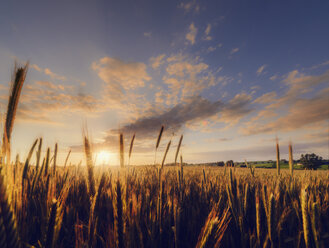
0, 0, 328, 165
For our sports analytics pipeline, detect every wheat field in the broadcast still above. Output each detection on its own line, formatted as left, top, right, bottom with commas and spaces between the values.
0, 65, 328, 248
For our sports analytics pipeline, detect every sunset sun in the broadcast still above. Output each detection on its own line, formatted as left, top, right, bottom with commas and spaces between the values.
96, 150, 113, 166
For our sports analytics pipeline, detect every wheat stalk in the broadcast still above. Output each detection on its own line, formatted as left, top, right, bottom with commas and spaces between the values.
301, 187, 310, 248
289, 142, 293, 177
116, 179, 124, 248
276, 137, 280, 176
63, 149, 71, 169
174, 135, 183, 165
255, 191, 261, 244
44, 148, 50, 176
84, 135, 95, 197
311, 202, 319, 248
45, 199, 57, 248
2, 63, 28, 165
35, 137, 42, 173
154, 125, 164, 165
267, 194, 275, 244
0, 169, 20, 248
119, 133, 124, 168
52, 143, 57, 176
161, 140, 171, 169
128, 133, 135, 167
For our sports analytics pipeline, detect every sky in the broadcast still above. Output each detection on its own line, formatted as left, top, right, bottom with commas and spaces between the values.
0, 0, 328, 165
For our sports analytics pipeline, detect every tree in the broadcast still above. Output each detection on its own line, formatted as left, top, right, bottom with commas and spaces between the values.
225, 160, 234, 167
300, 153, 323, 170
217, 161, 225, 167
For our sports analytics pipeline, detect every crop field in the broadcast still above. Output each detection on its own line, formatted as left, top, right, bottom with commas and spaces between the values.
0, 66, 328, 248
1, 156, 329, 248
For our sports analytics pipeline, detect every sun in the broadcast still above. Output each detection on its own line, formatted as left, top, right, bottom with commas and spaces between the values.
96, 150, 112, 166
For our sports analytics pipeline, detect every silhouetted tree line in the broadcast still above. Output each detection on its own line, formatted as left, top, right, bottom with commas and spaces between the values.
299, 153, 324, 170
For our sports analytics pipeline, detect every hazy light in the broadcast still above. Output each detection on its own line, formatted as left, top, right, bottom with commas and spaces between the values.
96, 150, 112, 166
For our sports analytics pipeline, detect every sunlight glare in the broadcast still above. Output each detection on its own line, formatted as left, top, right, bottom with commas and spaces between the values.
96, 150, 112, 166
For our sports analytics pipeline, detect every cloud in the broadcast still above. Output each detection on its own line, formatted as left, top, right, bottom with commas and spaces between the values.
240, 67, 329, 136
92, 57, 151, 101
203, 24, 212, 40
31, 64, 42, 72
31, 64, 67, 81
5, 80, 104, 125
304, 130, 329, 143
166, 53, 186, 63
35, 81, 68, 91
205, 137, 230, 143
166, 61, 208, 77
44, 68, 67, 81
178, 0, 200, 13
104, 93, 252, 143
207, 43, 222, 53
161, 55, 221, 103
143, 32, 152, 38
16, 106, 62, 125
309, 60, 329, 70
204, 24, 211, 36
108, 96, 222, 138
230, 47, 239, 55
256, 64, 267, 76
218, 93, 253, 124
150, 54, 166, 69
266, 68, 329, 110
253, 92, 277, 104
283, 69, 329, 96
155, 90, 165, 103
242, 87, 329, 135
186, 23, 198, 45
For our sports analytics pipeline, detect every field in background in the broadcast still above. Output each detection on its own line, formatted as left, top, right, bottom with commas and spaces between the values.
197, 162, 329, 170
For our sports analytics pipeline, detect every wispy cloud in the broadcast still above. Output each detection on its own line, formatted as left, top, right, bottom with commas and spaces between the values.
31, 64, 42, 72
241, 69, 329, 135
44, 68, 67, 81
186, 22, 198, 45
309, 60, 329, 70
143, 32, 152, 38
207, 43, 222, 53
203, 24, 212, 40
1, 79, 102, 125
205, 137, 231, 143
150, 54, 166, 69
253, 92, 277, 104
283, 69, 329, 96
31, 64, 67, 81
256, 64, 267, 76
230, 47, 239, 55
218, 93, 253, 125
178, 0, 200, 13
92, 57, 151, 102
161, 54, 223, 104
242, 88, 329, 135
